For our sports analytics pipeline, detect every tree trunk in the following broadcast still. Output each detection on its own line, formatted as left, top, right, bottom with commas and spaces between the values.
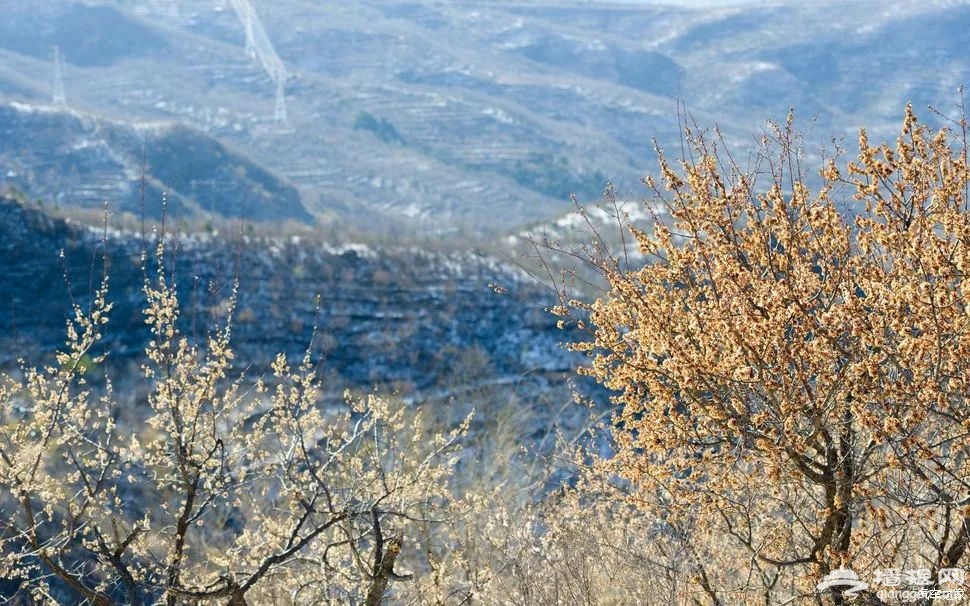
365, 532, 408, 606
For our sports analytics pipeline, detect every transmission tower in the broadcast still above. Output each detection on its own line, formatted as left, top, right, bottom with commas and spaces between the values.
229, 0, 288, 123
274, 79, 287, 123
52, 46, 66, 108
242, 11, 255, 57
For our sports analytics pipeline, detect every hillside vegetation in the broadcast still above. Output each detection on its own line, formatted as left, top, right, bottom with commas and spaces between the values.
3, 105, 970, 605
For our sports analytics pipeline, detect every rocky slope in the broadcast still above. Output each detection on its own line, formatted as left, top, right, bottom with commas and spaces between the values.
0, 193, 580, 406
0, 102, 309, 222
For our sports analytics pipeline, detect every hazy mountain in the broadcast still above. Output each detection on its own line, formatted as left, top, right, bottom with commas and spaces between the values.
0, 102, 309, 221
0, 0, 966, 239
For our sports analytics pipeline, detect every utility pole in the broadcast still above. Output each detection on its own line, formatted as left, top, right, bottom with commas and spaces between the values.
274, 79, 287, 123
52, 46, 66, 108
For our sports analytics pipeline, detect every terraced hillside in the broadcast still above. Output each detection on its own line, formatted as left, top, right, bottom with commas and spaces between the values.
0, 0, 967, 239
0, 193, 579, 407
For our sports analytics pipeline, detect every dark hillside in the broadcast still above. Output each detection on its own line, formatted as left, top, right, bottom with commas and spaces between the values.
0, 194, 575, 402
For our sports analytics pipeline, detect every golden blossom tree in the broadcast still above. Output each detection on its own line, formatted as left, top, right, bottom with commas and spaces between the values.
554, 105, 970, 605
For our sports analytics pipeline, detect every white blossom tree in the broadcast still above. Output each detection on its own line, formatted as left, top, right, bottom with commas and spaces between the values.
0, 241, 468, 605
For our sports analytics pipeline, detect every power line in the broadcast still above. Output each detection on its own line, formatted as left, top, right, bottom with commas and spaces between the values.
229, 0, 288, 124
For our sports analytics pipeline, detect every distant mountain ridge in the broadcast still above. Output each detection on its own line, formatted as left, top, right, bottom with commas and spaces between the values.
0, 0, 966, 239
0, 101, 310, 222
